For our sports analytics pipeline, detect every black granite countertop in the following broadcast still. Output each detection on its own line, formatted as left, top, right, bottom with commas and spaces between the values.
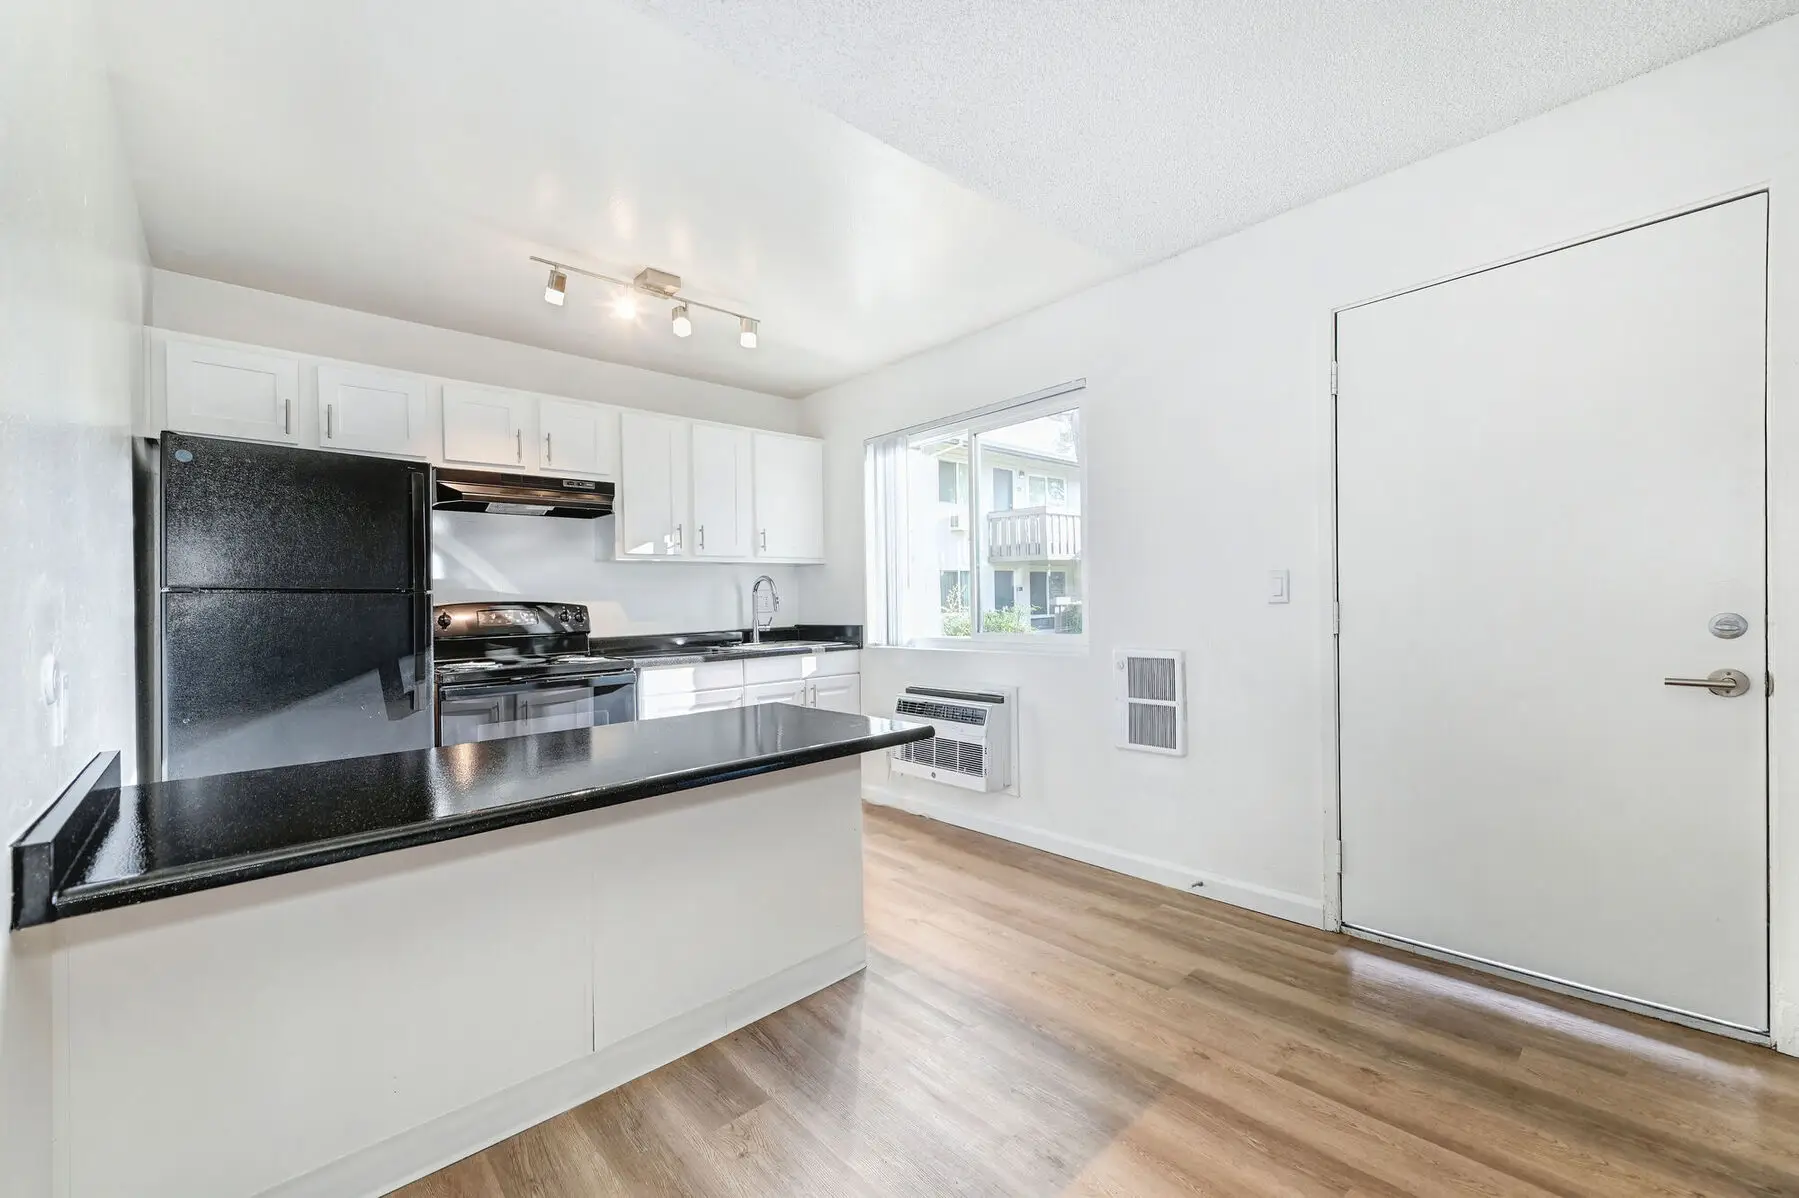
590, 625, 862, 666
11, 706, 929, 929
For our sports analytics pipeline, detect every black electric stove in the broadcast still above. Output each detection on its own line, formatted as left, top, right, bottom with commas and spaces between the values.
432, 602, 636, 745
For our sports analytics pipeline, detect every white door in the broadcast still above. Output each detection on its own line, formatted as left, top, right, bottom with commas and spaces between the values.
165, 341, 299, 444
810, 675, 862, 714
691, 424, 752, 558
539, 397, 617, 478
619, 412, 690, 557
744, 679, 809, 707
1337, 196, 1769, 1034
752, 433, 824, 560
443, 383, 530, 467
316, 364, 430, 457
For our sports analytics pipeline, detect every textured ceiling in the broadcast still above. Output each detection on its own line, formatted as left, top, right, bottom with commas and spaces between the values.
628, 0, 1799, 264
93, 0, 1114, 398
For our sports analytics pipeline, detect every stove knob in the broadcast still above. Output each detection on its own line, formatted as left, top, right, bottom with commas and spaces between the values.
436, 612, 452, 630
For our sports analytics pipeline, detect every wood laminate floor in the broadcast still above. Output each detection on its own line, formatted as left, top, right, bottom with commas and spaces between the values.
398, 804, 1799, 1197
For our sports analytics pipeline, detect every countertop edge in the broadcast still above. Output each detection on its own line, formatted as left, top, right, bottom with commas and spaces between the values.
37, 721, 929, 927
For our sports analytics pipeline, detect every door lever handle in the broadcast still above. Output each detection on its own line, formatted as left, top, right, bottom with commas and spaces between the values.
1663, 669, 1752, 697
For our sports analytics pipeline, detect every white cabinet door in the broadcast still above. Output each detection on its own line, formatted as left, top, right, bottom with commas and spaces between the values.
539, 397, 617, 478
443, 382, 532, 467
691, 424, 752, 558
639, 686, 743, 720
744, 679, 810, 708
752, 433, 824, 560
619, 412, 691, 557
809, 674, 862, 714
165, 341, 300, 444
316, 364, 430, 457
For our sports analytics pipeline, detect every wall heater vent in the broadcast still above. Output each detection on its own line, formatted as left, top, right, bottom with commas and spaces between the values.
1116, 649, 1186, 756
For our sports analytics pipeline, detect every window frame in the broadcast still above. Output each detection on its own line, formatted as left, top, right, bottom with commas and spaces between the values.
864, 381, 1088, 654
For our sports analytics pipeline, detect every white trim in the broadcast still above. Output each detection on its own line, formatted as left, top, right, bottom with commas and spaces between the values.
263, 937, 867, 1198
864, 784, 1325, 928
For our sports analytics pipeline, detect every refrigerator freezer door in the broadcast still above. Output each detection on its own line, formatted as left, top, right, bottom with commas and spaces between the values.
163, 590, 434, 779
161, 433, 428, 592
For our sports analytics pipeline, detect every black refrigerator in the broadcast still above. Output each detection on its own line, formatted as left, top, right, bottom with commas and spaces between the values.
141, 432, 435, 781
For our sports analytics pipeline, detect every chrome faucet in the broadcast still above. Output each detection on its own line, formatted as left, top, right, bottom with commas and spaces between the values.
751, 575, 780, 643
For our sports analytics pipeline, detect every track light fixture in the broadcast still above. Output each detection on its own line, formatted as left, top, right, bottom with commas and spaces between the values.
528, 256, 759, 347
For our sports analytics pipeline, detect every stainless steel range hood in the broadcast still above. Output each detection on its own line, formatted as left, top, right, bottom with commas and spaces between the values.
433, 468, 615, 518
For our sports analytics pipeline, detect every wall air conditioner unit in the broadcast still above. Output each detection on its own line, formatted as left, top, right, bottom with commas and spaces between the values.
891, 686, 1012, 792
1115, 649, 1186, 756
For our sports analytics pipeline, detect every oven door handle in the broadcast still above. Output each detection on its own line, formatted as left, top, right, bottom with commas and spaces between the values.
437, 673, 637, 698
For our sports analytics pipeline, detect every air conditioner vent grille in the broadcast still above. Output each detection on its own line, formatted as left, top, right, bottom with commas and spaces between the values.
898, 737, 986, 777
895, 697, 986, 725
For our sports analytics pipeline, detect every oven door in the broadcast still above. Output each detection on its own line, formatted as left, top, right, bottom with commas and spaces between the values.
436, 672, 637, 747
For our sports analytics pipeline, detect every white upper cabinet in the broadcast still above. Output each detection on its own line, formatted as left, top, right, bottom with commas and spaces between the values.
316, 363, 430, 458
165, 340, 300, 445
618, 412, 691, 557
442, 382, 533, 468
538, 397, 617, 478
752, 433, 825, 560
690, 424, 753, 558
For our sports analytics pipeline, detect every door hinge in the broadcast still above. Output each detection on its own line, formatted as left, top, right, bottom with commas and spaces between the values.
1768, 671, 1776, 698
1330, 838, 1343, 877
1330, 361, 1339, 397
1332, 601, 1341, 635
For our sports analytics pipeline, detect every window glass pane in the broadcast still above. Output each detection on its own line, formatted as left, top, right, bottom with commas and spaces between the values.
906, 429, 972, 638
974, 408, 1082, 636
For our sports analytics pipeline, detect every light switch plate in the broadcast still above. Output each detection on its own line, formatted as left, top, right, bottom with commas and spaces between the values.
1268, 569, 1291, 604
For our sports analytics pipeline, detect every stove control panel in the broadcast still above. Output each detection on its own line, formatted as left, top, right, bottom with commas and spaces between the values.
432, 602, 590, 640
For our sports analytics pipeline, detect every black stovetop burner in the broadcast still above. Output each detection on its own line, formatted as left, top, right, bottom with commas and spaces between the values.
432, 602, 632, 681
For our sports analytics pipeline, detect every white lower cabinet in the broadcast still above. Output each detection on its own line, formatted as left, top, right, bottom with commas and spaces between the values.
744, 679, 810, 707
809, 674, 862, 714
641, 652, 861, 720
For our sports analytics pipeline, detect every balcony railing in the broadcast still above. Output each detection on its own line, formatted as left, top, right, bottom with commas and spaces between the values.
987, 507, 1081, 563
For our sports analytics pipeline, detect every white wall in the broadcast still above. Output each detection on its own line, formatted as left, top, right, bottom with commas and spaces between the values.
150, 270, 804, 433
0, 1, 148, 1193
803, 18, 1799, 1043
432, 511, 799, 637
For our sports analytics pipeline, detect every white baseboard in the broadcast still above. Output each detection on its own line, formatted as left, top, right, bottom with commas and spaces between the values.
266, 936, 868, 1198
865, 785, 1324, 928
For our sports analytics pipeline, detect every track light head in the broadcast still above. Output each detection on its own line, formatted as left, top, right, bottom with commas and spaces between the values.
544, 268, 567, 306
671, 304, 692, 338
739, 317, 759, 350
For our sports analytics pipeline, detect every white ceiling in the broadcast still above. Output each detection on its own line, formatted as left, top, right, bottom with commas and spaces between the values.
629, 0, 1799, 265
94, 0, 1115, 398
97, 2, 1799, 399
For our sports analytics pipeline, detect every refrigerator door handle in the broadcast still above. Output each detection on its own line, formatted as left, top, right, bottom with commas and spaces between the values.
412, 591, 432, 715
409, 468, 432, 715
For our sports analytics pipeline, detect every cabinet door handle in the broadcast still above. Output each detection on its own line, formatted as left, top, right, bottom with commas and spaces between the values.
760, 529, 768, 552
515, 428, 523, 463
697, 525, 705, 550
325, 402, 333, 440
544, 432, 552, 464
283, 397, 292, 434
675, 523, 683, 551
